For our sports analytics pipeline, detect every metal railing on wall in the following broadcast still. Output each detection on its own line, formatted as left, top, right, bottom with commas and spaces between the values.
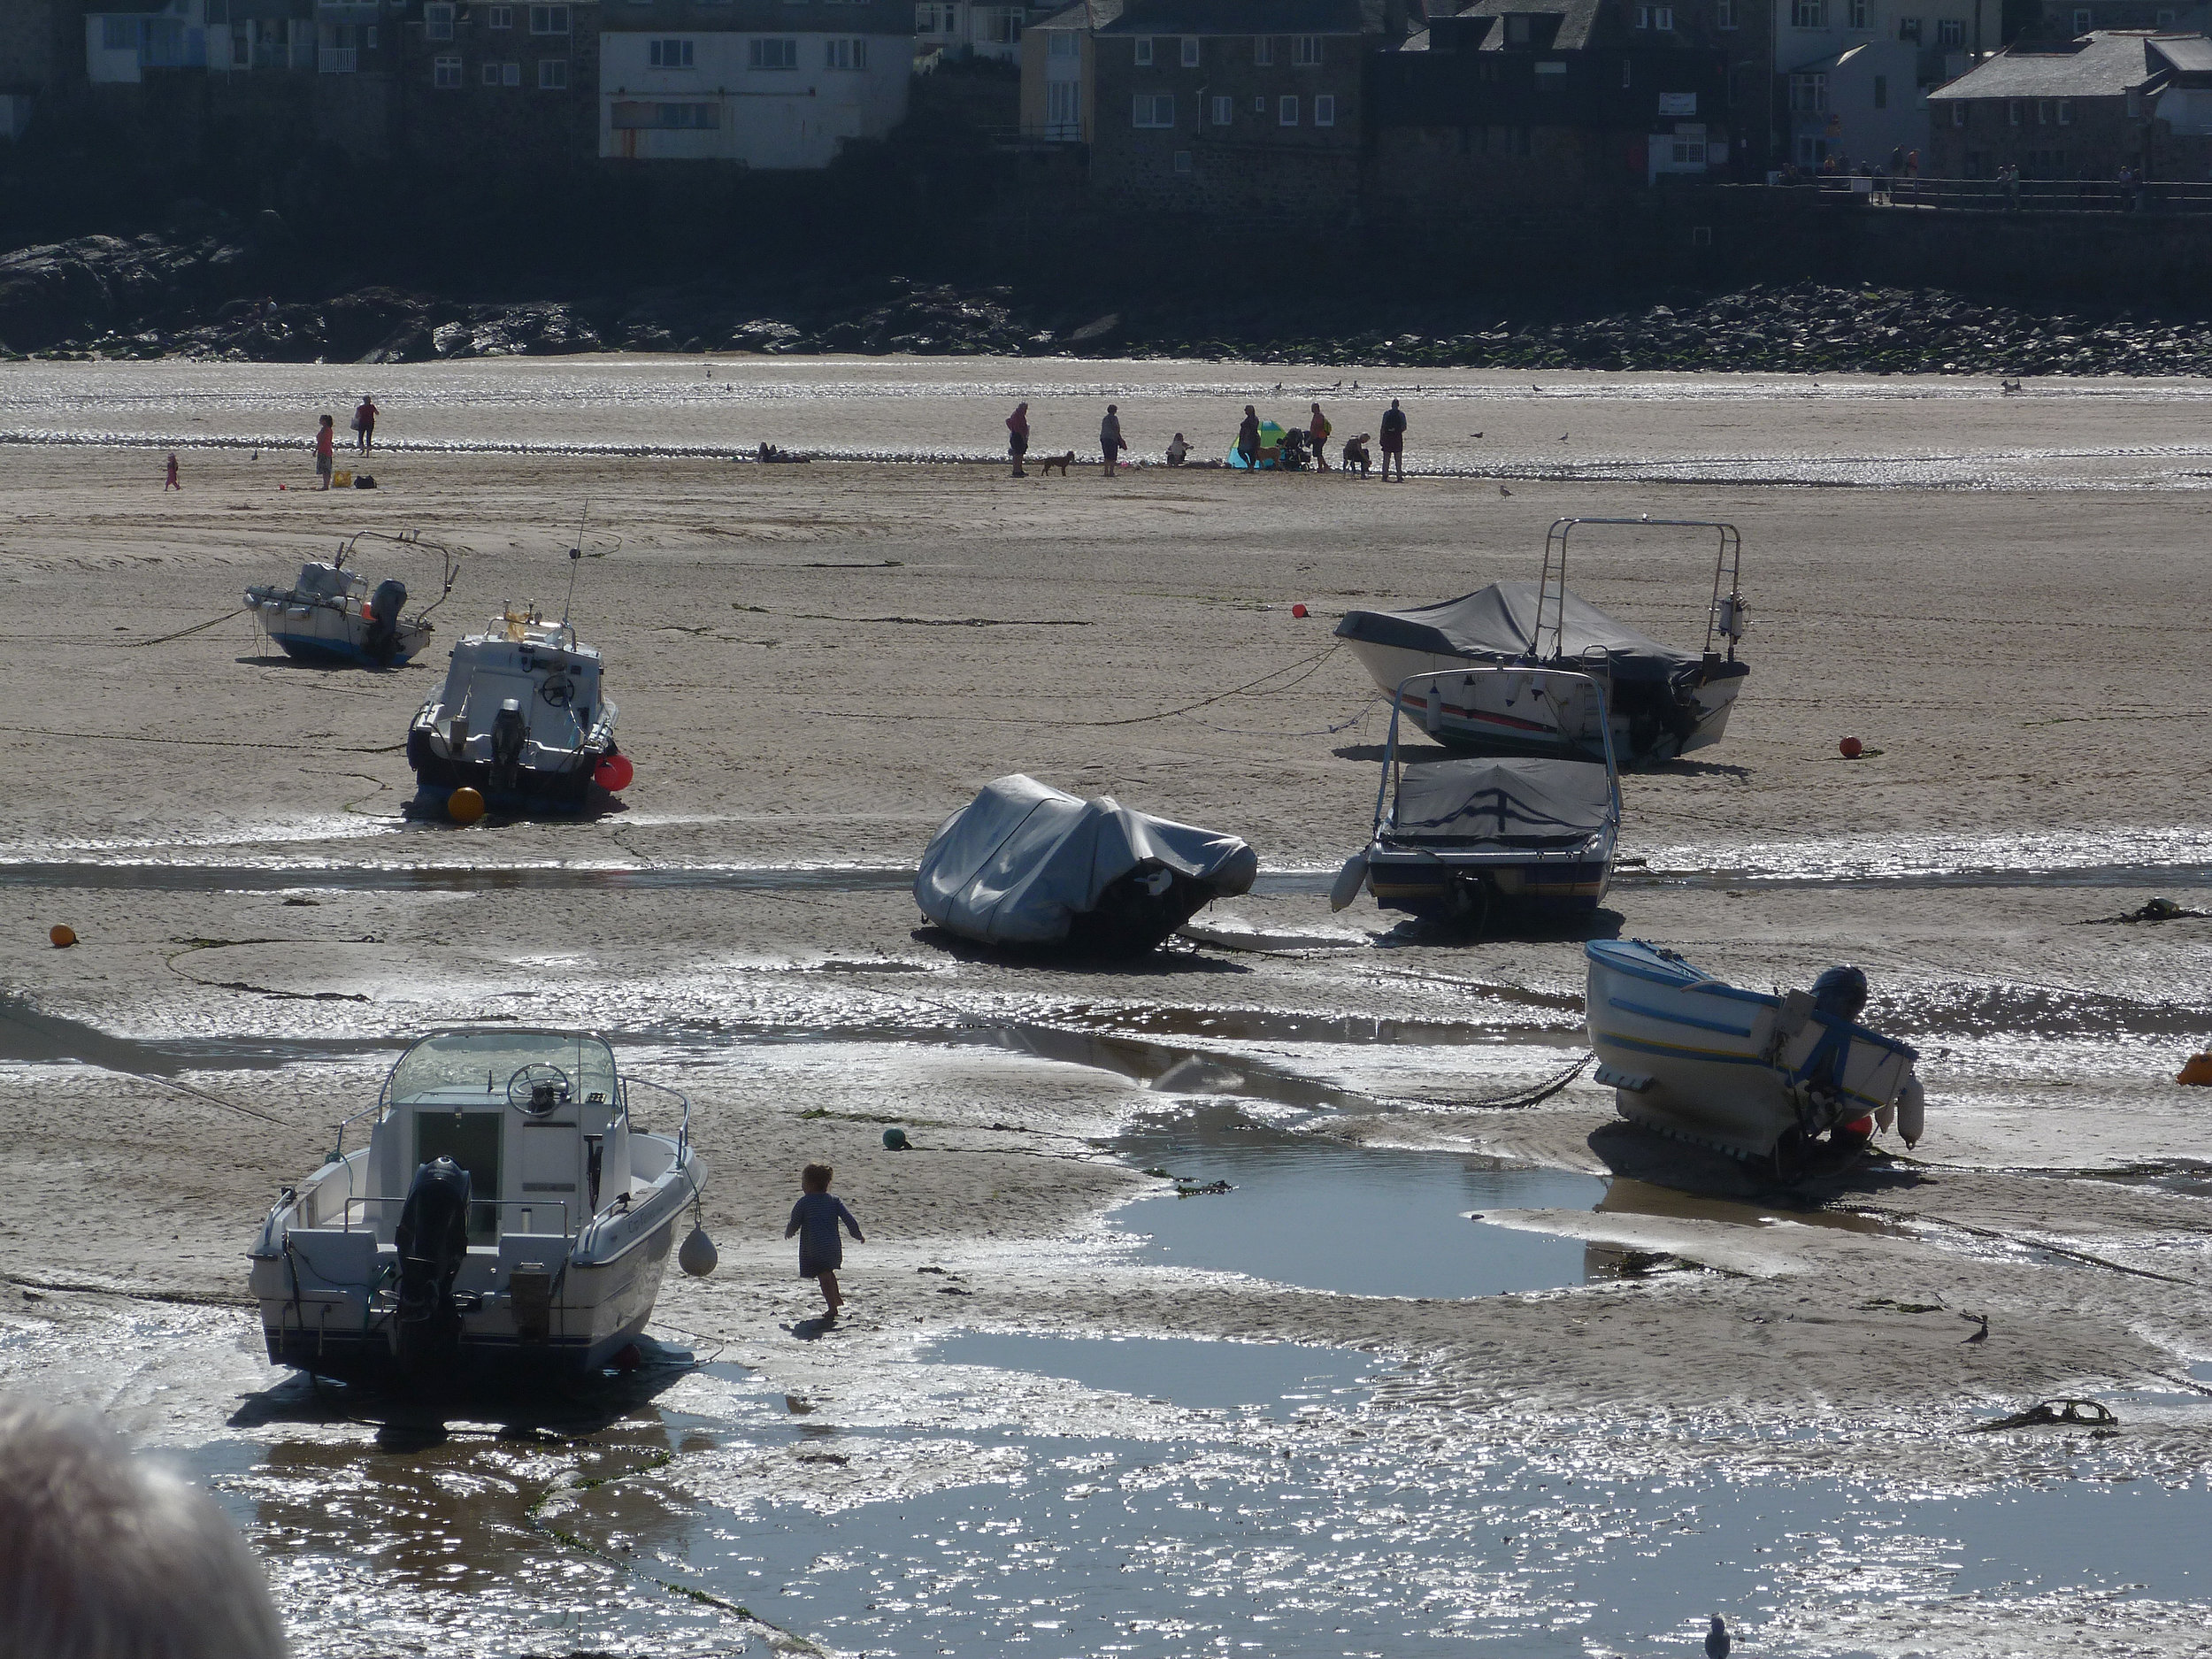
1765, 174, 2212, 211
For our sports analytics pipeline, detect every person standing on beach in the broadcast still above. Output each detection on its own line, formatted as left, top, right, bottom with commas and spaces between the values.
163, 451, 180, 490
1007, 401, 1030, 477
786, 1162, 864, 1317
1100, 403, 1124, 478
313, 414, 336, 490
353, 395, 378, 456
1308, 402, 1333, 472
1237, 404, 1261, 472
1379, 398, 1408, 481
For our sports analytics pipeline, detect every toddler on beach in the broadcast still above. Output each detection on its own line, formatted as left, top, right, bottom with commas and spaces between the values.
786, 1163, 864, 1317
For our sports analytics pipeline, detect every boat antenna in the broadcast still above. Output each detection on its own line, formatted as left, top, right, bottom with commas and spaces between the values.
561, 500, 589, 629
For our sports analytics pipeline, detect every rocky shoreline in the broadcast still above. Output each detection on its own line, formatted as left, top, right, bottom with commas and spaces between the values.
7, 224, 2212, 377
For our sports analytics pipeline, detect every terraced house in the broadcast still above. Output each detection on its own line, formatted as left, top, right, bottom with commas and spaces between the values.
1086, 0, 1418, 213
598, 0, 910, 165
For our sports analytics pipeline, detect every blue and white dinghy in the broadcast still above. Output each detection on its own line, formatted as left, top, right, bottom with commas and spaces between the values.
244, 531, 458, 666
249, 1028, 710, 1385
1586, 940, 1925, 1177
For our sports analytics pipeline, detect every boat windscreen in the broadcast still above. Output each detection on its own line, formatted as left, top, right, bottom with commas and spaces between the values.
1388, 757, 1613, 846
388, 1029, 618, 1107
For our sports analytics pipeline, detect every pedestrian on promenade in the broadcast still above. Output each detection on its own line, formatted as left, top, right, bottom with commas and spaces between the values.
1309, 402, 1333, 472
164, 451, 180, 490
313, 414, 336, 489
352, 395, 378, 456
1236, 404, 1261, 472
1100, 403, 1124, 478
1007, 401, 1030, 477
786, 1162, 864, 1318
1379, 398, 1408, 481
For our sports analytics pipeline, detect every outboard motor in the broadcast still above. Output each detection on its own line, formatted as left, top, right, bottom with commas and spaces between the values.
489, 697, 527, 794
394, 1156, 472, 1385
1811, 964, 1870, 1023
366, 579, 407, 664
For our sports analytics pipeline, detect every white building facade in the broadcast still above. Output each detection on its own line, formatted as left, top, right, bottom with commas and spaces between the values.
1775, 0, 1985, 165
599, 0, 910, 165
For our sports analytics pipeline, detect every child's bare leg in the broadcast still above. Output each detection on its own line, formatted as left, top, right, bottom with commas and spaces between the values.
818, 1270, 841, 1312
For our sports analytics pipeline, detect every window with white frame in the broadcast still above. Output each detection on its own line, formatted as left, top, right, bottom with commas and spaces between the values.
2037, 97, 2052, 122
916, 4, 955, 31
365, 25, 378, 47
1046, 81, 1078, 123
1048, 29, 1078, 55
825, 36, 865, 67
1252, 94, 1265, 111
1134, 35, 1152, 64
1253, 35, 1272, 64
2057, 98, 2072, 123
749, 36, 798, 66
2071, 5, 2089, 29
527, 5, 568, 34
1847, 0, 1865, 26
1790, 0, 1824, 25
1788, 71, 1827, 111
1180, 35, 1198, 64
425, 4, 453, 39
1279, 93, 1298, 124
1716, 0, 1735, 25
1938, 17, 1962, 43
1210, 93, 1232, 123
1314, 92, 1334, 125
980, 8, 1021, 43
1133, 91, 1173, 126
1634, 5, 1673, 27
649, 38, 694, 66
487, 5, 511, 26
433, 51, 460, 84
1897, 16, 1920, 42
1294, 34, 1321, 63
538, 58, 565, 86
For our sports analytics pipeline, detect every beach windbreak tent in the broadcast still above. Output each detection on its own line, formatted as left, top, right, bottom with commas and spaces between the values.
1226, 420, 1289, 470
916, 774, 1258, 944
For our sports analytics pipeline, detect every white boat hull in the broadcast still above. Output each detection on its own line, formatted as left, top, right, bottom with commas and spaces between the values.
1586, 940, 1918, 1163
248, 596, 433, 666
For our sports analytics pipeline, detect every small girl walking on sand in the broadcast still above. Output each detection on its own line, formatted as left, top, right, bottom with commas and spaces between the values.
786, 1163, 864, 1317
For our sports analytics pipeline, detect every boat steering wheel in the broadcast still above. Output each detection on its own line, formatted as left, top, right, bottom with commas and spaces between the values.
540, 672, 576, 710
507, 1063, 572, 1115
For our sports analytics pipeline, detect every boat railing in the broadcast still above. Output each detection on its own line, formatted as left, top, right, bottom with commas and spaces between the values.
336, 527, 465, 624
622, 1075, 691, 1153
331, 1100, 384, 1159
338, 1194, 571, 1237
1536, 517, 1744, 664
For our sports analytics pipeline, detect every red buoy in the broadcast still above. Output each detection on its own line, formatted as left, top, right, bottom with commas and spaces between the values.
594, 753, 634, 792
1839, 736, 1864, 759
1292, 603, 1309, 618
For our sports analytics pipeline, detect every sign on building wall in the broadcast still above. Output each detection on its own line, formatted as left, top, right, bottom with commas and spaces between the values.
1658, 91, 1697, 116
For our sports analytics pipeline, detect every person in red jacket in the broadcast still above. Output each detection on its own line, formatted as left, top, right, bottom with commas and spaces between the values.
313, 415, 335, 489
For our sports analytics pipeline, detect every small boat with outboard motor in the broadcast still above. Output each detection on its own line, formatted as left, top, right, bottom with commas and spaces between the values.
244, 529, 459, 666
405, 523, 633, 818
249, 1027, 713, 1385
1333, 518, 1749, 766
1333, 666, 1620, 930
1586, 940, 1925, 1178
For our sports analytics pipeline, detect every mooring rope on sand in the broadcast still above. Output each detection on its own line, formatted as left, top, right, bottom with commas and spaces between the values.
123, 607, 248, 648
1401, 1051, 1596, 1112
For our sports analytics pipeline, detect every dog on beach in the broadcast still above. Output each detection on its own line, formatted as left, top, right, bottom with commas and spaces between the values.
1340, 434, 1372, 479
1038, 451, 1077, 477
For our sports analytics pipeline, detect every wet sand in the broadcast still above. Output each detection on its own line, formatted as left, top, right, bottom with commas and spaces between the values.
4, 358, 2211, 1656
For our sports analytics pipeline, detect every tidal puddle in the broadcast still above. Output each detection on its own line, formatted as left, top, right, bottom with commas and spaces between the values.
924, 1333, 1378, 1417
1110, 1109, 1601, 1299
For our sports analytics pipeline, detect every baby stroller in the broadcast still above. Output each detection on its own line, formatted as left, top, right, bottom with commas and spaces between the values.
1277, 427, 1312, 472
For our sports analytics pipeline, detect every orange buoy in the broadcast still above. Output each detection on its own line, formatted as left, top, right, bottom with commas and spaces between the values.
2179, 1052, 2212, 1087
1839, 736, 1864, 759
1292, 603, 1309, 618
594, 753, 634, 792
447, 786, 486, 825
49, 924, 77, 948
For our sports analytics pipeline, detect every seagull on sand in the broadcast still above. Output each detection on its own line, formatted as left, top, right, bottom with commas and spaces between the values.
1499, 485, 1512, 495
1705, 1613, 1731, 1658
1961, 1312, 1990, 1344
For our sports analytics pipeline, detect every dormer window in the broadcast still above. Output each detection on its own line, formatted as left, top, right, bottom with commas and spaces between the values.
1505, 14, 1532, 42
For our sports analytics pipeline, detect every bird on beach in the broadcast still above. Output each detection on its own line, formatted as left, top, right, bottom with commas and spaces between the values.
1273, 381, 1284, 394
1471, 431, 1483, 438
1352, 380, 1360, 391
1961, 1312, 1990, 1343
1706, 1613, 1732, 1658
1499, 485, 1512, 495
1560, 434, 1571, 442
1331, 380, 1342, 389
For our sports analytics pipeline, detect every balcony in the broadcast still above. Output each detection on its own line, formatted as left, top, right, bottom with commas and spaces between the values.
319, 46, 357, 72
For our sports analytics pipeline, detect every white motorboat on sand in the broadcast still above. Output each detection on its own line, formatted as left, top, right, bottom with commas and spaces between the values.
1587, 940, 1925, 1178
244, 530, 458, 667
249, 1028, 710, 1386
1335, 518, 1750, 766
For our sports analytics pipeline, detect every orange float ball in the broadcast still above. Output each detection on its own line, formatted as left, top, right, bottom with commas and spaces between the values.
1839, 736, 1864, 759
594, 753, 634, 792
50, 924, 77, 948
447, 786, 487, 825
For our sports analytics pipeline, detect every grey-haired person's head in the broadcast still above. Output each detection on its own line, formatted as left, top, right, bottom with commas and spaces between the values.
0, 1394, 287, 1659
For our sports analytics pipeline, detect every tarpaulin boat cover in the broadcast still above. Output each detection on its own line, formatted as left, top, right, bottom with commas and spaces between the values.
1335, 581, 1700, 685
916, 774, 1259, 945
1386, 757, 1612, 846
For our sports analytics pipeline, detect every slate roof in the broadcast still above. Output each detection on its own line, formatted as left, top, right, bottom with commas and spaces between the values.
2150, 31, 2212, 73
1033, 0, 1127, 27
1096, 0, 1393, 36
1927, 30, 2176, 99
